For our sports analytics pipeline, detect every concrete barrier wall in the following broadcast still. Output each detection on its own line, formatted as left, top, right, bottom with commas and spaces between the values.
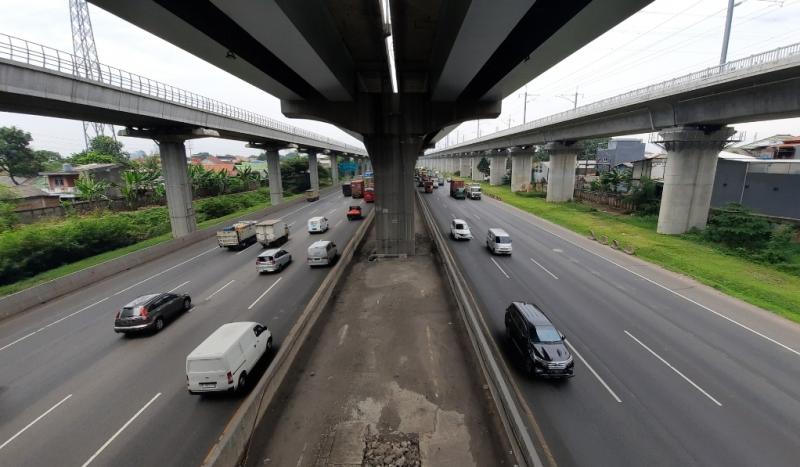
202, 208, 375, 467
0, 189, 335, 321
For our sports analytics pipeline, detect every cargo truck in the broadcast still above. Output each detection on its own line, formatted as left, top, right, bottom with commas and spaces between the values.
466, 185, 482, 200
341, 182, 352, 197
364, 187, 375, 203
449, 179, 466, 199
351, 179, 364, 198
255, 219, 289, 247
217, 221, 258, 249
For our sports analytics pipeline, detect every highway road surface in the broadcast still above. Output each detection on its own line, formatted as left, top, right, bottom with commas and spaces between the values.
0, 190, 370, 467
421, 185, 800, 467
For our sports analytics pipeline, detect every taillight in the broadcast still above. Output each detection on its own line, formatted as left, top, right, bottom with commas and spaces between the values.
227, 371, 233, 384
139, 307, 149, 319
115, 310, 120, 319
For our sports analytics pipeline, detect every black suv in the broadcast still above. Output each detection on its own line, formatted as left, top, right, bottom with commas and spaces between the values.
114, 293, 191, 335
504, 302, 574, 378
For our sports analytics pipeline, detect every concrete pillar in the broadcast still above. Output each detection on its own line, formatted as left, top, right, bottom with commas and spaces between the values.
657, 126, 734, 234
330, 154, 339, 186
472, 156, 481, 181
265, 148, 283, 205
366, 159, 373, 173
308, 152, 319, 191
546, 143, 578, 202
159, 140, 197, 238
365, 134, 419, 256
489, 153, 505, 186
460, 157, 471, 178
510, 147, 534, 192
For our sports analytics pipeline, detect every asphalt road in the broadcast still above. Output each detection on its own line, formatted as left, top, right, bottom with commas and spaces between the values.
421, 185, 800, 467
0, 190, 371, 467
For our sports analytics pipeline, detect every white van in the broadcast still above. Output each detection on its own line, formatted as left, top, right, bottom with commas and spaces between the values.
307, 240, 338, 267
186, 322, 272, 394
307, 216, 329, 233
486, 228, 512, 255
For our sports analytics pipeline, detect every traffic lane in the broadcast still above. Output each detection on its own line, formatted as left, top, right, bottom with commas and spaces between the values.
423, 191, 693, 466
430, 190, 800, 466
470, 195, 800, 406
93, 201, 372, 467
0, 190, 343, 353
0, 195, 366, 466
0, 193, 349, 423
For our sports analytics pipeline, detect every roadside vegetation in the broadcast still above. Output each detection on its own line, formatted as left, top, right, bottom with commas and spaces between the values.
477, 183, 800, 324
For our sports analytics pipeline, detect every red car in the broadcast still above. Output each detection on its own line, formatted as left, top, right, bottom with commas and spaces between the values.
364, 187, 375, 203
347, 205, 363, 220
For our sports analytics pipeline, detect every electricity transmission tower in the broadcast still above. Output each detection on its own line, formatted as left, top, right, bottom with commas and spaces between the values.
69, 0, 116, 148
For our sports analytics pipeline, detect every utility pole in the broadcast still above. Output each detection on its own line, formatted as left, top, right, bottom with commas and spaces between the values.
69, 0, 116, 149
476, 120, 481, 138
720, 0, 735, 65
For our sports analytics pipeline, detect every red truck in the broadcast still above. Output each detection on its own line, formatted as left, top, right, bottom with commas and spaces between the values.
449, 179, 466, 199
351, 179, 364, 198
364, 187, 375, 203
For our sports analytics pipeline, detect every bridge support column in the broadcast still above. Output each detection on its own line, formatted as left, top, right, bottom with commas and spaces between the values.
657, 125, 734, 234
472, 156, 481, 181
546, 143, 578, 202
330, 154, 339, 186
308, 152, 319, 192
510, 147, 534, 192
365, 134, 420, 256
266, 149, 283, 205
460, 157, 471, 178
489, 153, 505, 185
159, 140, 196, 238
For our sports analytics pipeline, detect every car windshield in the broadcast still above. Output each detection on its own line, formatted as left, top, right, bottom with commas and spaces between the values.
532, 325, 562, 343
496, 236, 511, 244
455, 223, 466, 230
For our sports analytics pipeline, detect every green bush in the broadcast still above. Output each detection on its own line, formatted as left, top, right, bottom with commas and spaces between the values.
704, 204, 773, 250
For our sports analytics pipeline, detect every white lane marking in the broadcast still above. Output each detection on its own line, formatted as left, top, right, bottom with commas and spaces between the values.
450, 212, 456, 218
489, 199, 800, 358
474, 214, 481, 220
235, 244, 255, 256
334, 219, 343, 228
206, 280, 235, 301
327, 208, 337, 216
625, 331, 722, 406
337, 324, 349, 347
490, 258, 510, 279
529, 258, 558, 280
112, 247, 218, 296
167, 281, 190, 293
0, 394, 72, 451
288, 222, 295, 227
278, 190, 337, 219
309, 208, 319, 215
247, 278, 283, 310
82, 393, 162, 467
0, 297, 110, 352
564, 341, 621, 403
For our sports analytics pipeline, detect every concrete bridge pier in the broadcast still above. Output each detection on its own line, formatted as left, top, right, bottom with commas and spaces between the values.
307, 151, 319, 192
472, 155, 481, 181
330, 153, 339, 186
489, 152, 506, 186
510, 147, 534, 192
546, 142, 578, 202
460, 157, 471, 178
657, 125, 735, 234
247, 142, 285, 206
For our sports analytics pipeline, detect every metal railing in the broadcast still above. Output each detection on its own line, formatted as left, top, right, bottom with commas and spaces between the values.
429, 41, 800, 154
0, 33, 365, 154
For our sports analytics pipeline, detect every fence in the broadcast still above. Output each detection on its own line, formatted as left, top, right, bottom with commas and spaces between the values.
0, 33, 365, 155
574, 189, 635, 212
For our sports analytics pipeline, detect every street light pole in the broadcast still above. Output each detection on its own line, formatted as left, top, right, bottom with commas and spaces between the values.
720, 0, 735, 65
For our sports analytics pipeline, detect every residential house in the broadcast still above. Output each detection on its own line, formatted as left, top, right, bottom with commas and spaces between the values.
192, 156, 237, 175
7, 184, 60, 210
39, 163, 123, 199
596, 139, 645, 173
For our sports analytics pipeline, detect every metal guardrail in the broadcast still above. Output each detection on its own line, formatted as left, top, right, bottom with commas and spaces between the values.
428, 41, 800, 155
0, 33, 365, 154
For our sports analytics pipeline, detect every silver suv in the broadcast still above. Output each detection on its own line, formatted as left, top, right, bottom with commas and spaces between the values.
256, 248, 292, 273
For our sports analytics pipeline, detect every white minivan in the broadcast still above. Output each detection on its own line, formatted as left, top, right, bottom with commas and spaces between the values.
307, 240, 338, 267
486, 228, 512, 255
186, 322, 272, 394
307, 216, 329, 233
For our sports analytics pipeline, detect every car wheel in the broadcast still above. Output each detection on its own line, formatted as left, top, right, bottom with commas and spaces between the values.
267, 337, 273, 351
154, 317, 164, 332
183, 298, 191, 310
238, 372, 247, 392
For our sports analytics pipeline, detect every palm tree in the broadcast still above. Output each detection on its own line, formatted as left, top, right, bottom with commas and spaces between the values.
236, 165, 261, 190
75, 172, 111, 204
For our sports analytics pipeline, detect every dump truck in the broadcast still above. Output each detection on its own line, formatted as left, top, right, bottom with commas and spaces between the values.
341, 182, 352, 197
256, 219, 289, 247
217, 221, 258, 249
449, 179, 466, 199
351, 179, 364, 198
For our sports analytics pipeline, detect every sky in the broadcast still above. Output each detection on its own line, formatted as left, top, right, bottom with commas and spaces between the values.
1, 0, 799, 157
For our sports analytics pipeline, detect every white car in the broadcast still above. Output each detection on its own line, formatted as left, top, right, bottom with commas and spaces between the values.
256, 248, 292, 273
487, 228, 512, 255
307, 216, 329, 233
307, 240, 338, 267
450, 219, 472, 240
186, 322, 272, 394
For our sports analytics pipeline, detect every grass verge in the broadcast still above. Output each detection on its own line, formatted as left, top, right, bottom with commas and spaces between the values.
478, 182, 800, 324
0, 192, 300, 298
